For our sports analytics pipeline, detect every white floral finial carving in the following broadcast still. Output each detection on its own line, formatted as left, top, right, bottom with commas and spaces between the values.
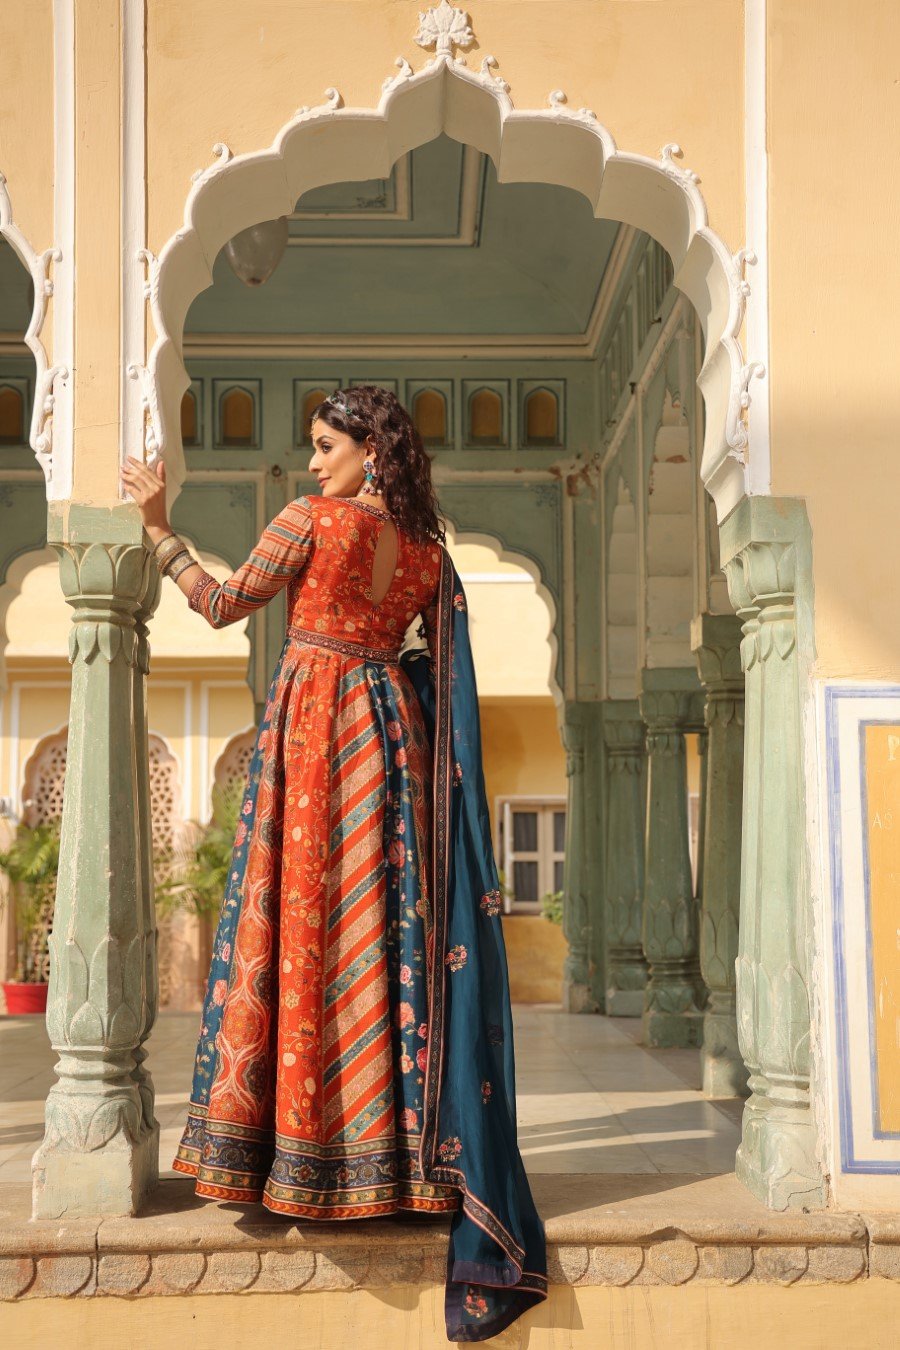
660, 143, 701, 185
733, 247, 758, 298
479, 55, 509, 92
726, 361, 766, 463
190, 142, 233, 185
383, 57, 415, 91
414, 1, 475, 59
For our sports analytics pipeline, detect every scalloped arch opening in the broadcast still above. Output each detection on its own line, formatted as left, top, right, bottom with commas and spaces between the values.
146, 53, 753, 521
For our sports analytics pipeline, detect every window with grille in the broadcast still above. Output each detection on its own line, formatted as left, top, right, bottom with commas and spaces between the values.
496, 796, 566, 914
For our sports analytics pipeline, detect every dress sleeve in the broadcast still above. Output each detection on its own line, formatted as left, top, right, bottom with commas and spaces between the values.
187, 496, 314, 629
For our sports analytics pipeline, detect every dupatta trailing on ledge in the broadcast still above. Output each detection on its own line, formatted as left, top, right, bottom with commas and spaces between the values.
400, 546, 548, 1342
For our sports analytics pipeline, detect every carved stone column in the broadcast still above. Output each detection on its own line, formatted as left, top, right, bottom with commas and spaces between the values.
603, 701, 648, 1016
561, 701, 600, 1013
32, 512, 161, 1218
691, 613, 748, 1098
720, 497, 826, 1209
639, 667, 704, 1048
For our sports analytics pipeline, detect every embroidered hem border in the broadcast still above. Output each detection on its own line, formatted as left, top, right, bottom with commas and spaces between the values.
173, 1101, 462, 1218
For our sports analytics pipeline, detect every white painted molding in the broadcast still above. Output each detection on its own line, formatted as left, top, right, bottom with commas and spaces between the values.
144, 25, 759, 521
744, 0, 772, 494
121, 0, 149, 474
51, 0, 74, 501
0, 175, 66, 492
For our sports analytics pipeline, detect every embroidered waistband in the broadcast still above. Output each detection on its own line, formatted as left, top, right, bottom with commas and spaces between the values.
287, 623, 403, 664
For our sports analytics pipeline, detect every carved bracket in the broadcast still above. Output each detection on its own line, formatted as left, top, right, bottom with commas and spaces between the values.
0, 172, 68, 490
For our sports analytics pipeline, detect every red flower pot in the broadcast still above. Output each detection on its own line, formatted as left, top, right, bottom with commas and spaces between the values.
2, 981, 48, 1014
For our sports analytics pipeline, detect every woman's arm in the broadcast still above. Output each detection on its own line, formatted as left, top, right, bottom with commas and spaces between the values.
121, 456, 314, 627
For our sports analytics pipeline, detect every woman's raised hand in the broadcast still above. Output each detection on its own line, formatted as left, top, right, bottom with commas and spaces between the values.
121, 456, 170, 534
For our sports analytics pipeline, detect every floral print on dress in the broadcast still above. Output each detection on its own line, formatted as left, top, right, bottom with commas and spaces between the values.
464, 1288, 488, 1319
446, 944, 468, 972
481, 1080, 492, 1104
174, 496, 454, 1222
437, 1135, 463, 1163
479, 888, 502, 917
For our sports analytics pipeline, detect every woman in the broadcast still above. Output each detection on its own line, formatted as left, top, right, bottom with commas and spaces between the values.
122, 384, 548, 1341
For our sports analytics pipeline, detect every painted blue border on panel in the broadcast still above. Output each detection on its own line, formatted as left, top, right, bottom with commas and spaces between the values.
858, 720, 900, 1140
826, 684, 900, 1173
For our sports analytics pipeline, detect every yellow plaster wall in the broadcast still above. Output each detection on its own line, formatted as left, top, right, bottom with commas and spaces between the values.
480, 701, 566, 849
767, 1, 900, 675
145, 1, 745, 258
5, 557, 250, 659
0, 1, 55, 286
72, 0, 122, 501
6, 1282, 900, 1349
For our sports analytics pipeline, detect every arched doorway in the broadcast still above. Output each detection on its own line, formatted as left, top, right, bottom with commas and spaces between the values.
30, 12, 821, 1223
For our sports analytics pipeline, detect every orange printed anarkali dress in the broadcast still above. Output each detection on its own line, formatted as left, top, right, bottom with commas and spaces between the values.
173, 493, 547, 1341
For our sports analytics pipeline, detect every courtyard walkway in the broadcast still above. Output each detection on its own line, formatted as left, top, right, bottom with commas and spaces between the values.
0, 1005, 742, 1188
3, 1005, 894, 1343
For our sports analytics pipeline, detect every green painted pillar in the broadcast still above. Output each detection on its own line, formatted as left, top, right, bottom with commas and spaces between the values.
639, 667, 705, 1048
561, 701, 600, 1014
691, 613, 748, 1098
32, 505, 161, 1218
720, 497, 826, 1210
696, 727, 710, 1009
602, 701, 648, 1016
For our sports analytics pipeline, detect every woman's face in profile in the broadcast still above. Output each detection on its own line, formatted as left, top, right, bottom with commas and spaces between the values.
308, 418, 376, 499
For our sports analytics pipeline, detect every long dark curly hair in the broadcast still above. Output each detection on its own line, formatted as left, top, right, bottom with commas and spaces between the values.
307, 385, 446, 545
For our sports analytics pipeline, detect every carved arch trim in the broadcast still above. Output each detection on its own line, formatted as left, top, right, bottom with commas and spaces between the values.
0, 176, 68, 495
141, 28, 760, 521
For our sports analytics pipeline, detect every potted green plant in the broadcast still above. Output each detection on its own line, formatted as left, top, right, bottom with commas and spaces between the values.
0, 818, 60, 1014
538, 888, 564, 926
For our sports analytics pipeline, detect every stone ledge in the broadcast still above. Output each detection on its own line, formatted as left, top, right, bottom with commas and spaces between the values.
0, 1174, 891, 1301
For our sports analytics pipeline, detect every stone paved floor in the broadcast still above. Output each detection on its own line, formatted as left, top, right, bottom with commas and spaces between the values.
0, 1004, 742, 1189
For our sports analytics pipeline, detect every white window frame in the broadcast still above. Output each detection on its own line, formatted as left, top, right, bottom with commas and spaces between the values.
495, 794, 567, 914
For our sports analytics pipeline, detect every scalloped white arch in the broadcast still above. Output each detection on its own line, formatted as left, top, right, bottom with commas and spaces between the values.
0, 177, 67, 494
0, 544, 58, 692
441, 512, 561, 710
138, 47, 761, 524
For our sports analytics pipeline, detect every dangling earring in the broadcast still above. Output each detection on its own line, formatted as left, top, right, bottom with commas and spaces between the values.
360, 449, 379, 496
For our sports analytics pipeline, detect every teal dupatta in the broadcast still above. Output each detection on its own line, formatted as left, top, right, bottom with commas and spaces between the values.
400, 546, 548, 1342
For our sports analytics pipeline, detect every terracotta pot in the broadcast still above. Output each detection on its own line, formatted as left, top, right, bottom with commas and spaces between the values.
2, 981, 48, 1014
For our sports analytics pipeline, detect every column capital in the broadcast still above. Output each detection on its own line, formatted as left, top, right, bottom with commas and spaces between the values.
691, 614, 744, 682
718, 497, 808, 618
691, 614, 744, 728
602, 699, 643, 761
639, 667, 703, 732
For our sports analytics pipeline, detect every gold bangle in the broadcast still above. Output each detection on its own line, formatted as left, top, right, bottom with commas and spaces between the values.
166, 552, 198, 582
153, 531, 186, 564
158, 546, 191, 577
154, 542, 186, 570
151, 531, 178, 556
